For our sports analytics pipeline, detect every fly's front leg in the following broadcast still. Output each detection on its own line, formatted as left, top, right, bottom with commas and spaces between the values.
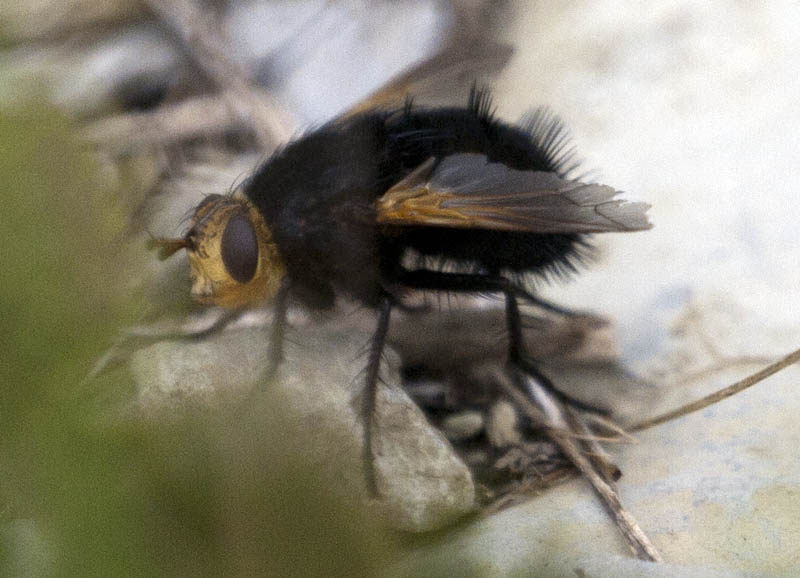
87, 308, 247, 380
261, 279, 291, 386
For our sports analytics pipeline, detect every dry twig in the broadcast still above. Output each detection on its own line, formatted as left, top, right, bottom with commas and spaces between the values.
564, 407, 621, 484
482, 467, 574, 515
492, 367, 663, 562
81, 94, 243, 152
143, 0, 293, 148
669, 355, 774, 386
631, 345, 800, 433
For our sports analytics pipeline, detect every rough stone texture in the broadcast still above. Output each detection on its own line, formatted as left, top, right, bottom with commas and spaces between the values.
21, 0, 798, 573
372, 381, 476, 531
130, 312, 475, 532
131, 327, 270, 408
390, 2, 800, 576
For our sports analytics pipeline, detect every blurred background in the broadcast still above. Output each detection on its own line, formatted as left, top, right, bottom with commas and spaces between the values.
2, 1, 800, 577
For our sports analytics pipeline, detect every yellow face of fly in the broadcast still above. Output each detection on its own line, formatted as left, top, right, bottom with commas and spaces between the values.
151, 194, 286, 309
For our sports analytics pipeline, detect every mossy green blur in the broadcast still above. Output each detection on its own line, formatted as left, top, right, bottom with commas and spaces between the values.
0, 102, 396, 578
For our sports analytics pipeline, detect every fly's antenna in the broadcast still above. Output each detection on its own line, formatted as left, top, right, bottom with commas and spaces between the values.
146, 231, 191, 259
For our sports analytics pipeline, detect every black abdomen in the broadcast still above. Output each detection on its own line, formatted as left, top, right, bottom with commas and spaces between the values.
378, 95, 586, 279
244, 92, 588, 308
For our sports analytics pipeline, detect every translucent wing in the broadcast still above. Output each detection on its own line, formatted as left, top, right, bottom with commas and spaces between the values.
340, 13, 513, 118
376, 154, 652, 234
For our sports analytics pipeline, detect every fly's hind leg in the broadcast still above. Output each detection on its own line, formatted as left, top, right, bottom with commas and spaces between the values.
515, 291, 587, 319
393, 268, 608, 415
501, 288, 609, 415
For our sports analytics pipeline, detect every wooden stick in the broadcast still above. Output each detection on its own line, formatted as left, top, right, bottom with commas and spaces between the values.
81, 94, 241, 151
481, 467, 574, 516
2, 0, 142, 43
494, 367, 663, 562
564, 408, 622, 484
551, 429, 663, 562
631, 346, 800, 433
670, 355, 773, 386
143, 0, 293, 148
583, 412, 637, 443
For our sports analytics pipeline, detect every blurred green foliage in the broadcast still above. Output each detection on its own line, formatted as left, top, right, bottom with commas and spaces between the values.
0, 103, 397, 578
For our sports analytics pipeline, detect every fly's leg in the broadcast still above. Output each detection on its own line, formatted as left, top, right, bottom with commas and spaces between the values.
500, 289, 606, 413
393, 269, 608, 415
520, 294, 585, 318
87, 308, 247, 380
261, 279, 291, 386
178, 308, 245, 340
362, 297, 393, 497
232, 280, 291, 412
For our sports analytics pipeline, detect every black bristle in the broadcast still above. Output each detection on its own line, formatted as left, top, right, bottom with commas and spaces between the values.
468, 85, 496, 126
520, 107, 582, 179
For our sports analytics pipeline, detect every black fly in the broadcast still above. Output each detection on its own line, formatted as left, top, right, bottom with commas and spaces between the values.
151, 89, 651, 494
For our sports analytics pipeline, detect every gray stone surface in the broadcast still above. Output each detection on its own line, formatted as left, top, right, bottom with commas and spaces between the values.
129, 1, 800, 573
130, 312, 476, 533
8, 0, 794, 574
390, 2, 800, 576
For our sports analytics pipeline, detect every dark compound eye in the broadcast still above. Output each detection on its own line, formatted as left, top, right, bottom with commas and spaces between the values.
221, 213, 259, 283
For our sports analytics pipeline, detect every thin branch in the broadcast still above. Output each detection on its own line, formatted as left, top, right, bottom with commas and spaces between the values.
493, 367, 663, 562
564, 407, 622, 484
81, 94, 241, 152
583, 412, 637, 443
481, 467, 574, 515
550, 426, 662, 561
670, 355, 774, 386
2, 0, 142, 43
631, 346, 800, 433
143, 0, 293, 149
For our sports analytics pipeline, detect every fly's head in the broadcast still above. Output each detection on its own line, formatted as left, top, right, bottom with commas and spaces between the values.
150, 193, 285, 308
